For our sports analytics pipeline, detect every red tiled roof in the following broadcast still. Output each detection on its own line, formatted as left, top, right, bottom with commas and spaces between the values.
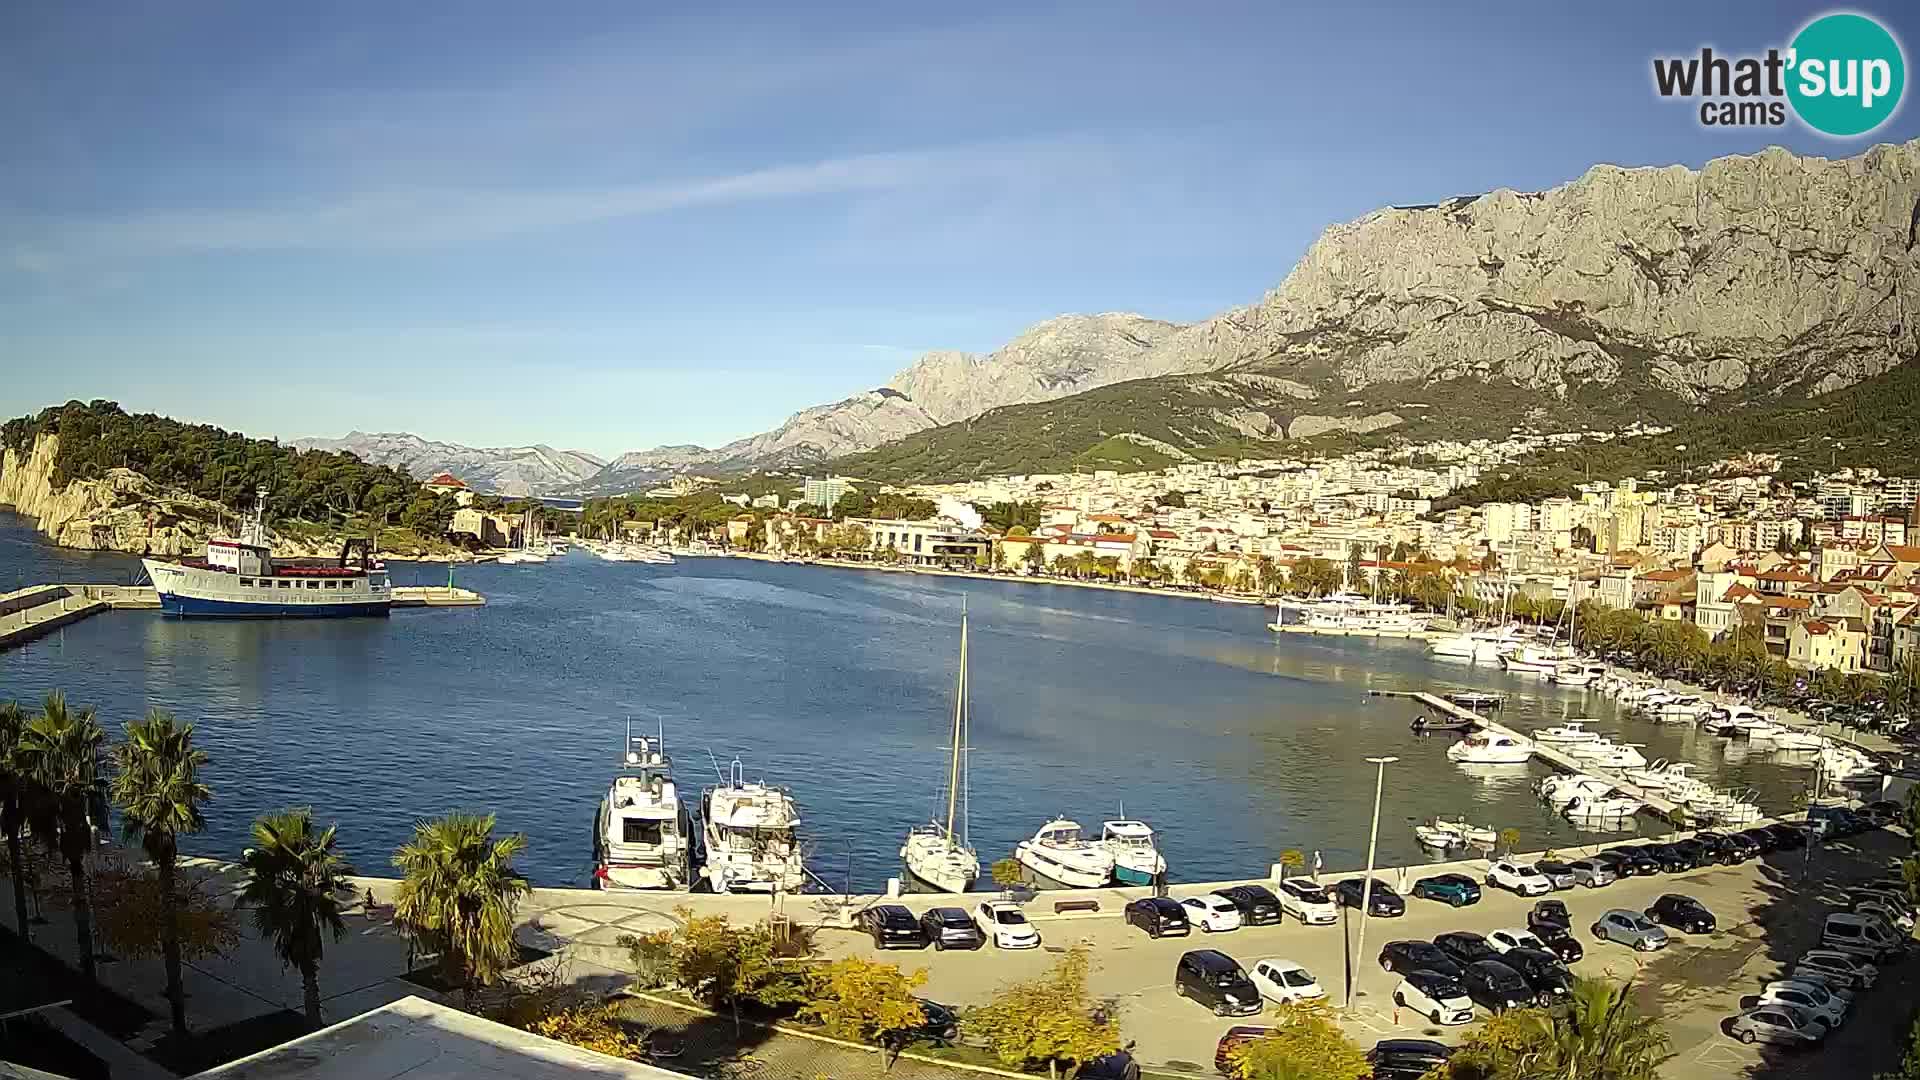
1767, 596, 1813, 611
1640, 569, 1690, 582
1887, 545, 1920, 562
426, 472, 467, 488
1803, 620, 1831, 635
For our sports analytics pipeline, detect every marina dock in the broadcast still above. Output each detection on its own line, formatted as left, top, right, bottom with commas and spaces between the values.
1, 581, 483, 650
1376, 689, 1687, 822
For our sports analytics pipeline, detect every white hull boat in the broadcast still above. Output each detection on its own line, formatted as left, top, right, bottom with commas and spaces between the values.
1015, 819, 1115, 888
1447, 732, 1536, 765
1533, 721, 1602, 745
1097, 819, 1166, 886
900, 611, 980, 894
594, 724, 692, 891
700, 759, 806, 894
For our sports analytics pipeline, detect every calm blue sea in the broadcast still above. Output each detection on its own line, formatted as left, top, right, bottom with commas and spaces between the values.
0, 511, 1811, 889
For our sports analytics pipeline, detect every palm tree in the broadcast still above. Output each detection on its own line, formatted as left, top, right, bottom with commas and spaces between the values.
18, 692, 107, 985
111, 709, 211, 1036
0, 701, 36, 940
239, 810, 355, 1027
391, 813, 530, 1007
1506, 976, 1673, 1079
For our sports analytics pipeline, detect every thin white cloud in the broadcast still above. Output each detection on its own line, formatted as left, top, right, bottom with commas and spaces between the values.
5, 138, 1115, 269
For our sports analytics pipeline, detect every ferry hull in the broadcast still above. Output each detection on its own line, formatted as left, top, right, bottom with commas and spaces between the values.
157, 592, 391, 618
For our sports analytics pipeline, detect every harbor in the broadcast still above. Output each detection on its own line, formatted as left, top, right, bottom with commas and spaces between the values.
0, 512, 1870, 894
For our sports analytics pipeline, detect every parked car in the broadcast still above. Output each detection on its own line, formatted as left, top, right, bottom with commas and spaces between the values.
1645, 894, 1717, 934
1277, 878, 1339, 925
1486, 860, 1554, 896
918, 906, 984, 951
1212, 885, 1284, 926
1434, 931, 1501, 967
1591, 909, 1669, 951
1332, 878, 1405, 917
1535, 928, 1585, 963
1488, 927, 1549, 954
1641, 843, 1696, 873
1598, 847, 1660, 876
882, 998, 958, 1049
1670, 839, 1714, 868
1460, 960, 1535, 1013
1501, 947, 1573, 1006
1691, 833, 1740, 864
1174, 949, 1263, 1016
1822, 912, 1905, 963
1568, 858, 1617, 888
1248, 958, 1326, 1004
1212, 1027, 1273, 1075
1076, 1050, 1140, 1080
1737, 826, 1781, 854
1716, 831, 1761, 861
1181, 894, 1245, 933
1527, 899, 1571, 936
1758, 981, 1847, 1028
1124, 897, 1191, 939
1533, 859, 1578, 890
1794, 949, 1878, 991
1850, 896, 1916, 934
1393, 969, 1476, 1026
1378, 940, 1464, 978
860, 904, 931, 949
1410, 873, 1482, 907
1366, 1039, 1453, 1080
1728, 1005, 1828, 1048
1763, 823, 1809, 850
976, 900, 1041, 949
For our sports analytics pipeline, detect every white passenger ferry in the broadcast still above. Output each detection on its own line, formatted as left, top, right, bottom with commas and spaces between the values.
141, 487, 390, 618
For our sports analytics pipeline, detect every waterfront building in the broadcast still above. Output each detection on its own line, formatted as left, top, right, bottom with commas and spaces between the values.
803, 476, 849, 510
858, 516, 991, 566
1788, 618, 1867, 672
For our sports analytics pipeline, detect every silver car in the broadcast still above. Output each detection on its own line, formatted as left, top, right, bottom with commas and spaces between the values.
1569, 858, 1616, 888
1729, 1005, 1827, 1048
1794, 949, 1878, 991
1591, 909, 1669, 951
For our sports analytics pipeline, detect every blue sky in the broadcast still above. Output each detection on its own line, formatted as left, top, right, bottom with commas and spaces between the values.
5, 2, 1919, 458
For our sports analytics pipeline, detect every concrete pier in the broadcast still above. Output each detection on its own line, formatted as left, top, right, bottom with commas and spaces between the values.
1378, 689, 1687, 821
0, 581, 483, 649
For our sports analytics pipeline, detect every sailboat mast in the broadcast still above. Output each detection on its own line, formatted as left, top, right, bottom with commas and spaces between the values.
943, 612, 967, 842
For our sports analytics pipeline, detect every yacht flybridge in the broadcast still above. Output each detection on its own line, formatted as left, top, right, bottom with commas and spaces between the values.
900, 610, 981, 894
1014, 818, 1116, 888
593, 723, 691, 891
699, 759, 806, 894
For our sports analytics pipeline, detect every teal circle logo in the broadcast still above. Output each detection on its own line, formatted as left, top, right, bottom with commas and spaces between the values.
1788, 13, 1905, 136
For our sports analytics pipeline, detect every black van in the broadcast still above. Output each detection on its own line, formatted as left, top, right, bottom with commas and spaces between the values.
1174, 949, 1263, 1016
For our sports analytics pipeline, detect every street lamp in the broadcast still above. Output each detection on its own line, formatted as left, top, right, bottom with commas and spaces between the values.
1346, 754, 1398, 1010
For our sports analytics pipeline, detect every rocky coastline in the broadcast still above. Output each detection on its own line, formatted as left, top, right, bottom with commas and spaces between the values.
0, 433, 475, 562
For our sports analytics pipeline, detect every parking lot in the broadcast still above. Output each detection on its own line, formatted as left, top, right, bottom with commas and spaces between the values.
816, 829, 1914, 1077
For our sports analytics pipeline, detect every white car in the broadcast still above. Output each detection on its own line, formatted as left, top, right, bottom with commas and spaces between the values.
1488, 928, 1549, 955
1487, 860, 1554, 896
1277, 878, 1339, 925
1853, 898, 1916, 934
1249, 958, 1325, 1004
975, 900, 1041, 949
1393, 970, 1475, 1026
1758, 981, 1847, 1028
1181, 894, 1244, 933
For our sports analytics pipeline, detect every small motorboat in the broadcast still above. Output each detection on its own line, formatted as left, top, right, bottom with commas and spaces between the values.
1443, 691, 1503, 711
1533, 720, 1602, 744
1414, 817, 1496, 847
1411, 713, 1476, 734
1447, 732, 1536, 764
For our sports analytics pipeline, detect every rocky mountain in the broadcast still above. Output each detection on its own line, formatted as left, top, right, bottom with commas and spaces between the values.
570, 313, 1192, 493
833, 139, 1920, 482
291, 431, 605, 496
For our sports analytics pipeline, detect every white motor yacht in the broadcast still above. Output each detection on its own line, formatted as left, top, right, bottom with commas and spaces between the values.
1769, 728, 1824, 752
1561, 791, 1645, 820
1446, 732, 1536, 764
1577, 743, 1648, 769
593, 725, 693, 891
1014, 819, 1115, 888
699, 759, 806, 894
1096, 820, 1167, 886
1500, 644, 1573, 675
900, 611, 981, 894
1547, 661, 1599, 687
1533, 720, 1602, 744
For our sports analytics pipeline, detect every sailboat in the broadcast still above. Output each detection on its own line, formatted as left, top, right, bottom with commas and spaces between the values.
899, 609, 981, 893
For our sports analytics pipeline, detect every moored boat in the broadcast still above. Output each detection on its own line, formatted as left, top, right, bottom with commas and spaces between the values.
593, 724, 692, 891
699, 759, 806, 894
1096, 819, 1166, 885
1014, 818, 1115, 888
142, 487, 391, 618
900, 610, 981, 894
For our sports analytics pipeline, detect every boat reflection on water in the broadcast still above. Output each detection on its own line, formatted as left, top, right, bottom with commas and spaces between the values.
1450, 762, 1536, 795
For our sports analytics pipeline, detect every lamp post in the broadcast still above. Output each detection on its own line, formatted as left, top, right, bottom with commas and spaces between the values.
1346, 754, 1398, 1010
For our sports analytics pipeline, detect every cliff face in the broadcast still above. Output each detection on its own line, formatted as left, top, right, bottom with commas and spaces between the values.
1145, 141, 1920, 402
0, 433, 341, 558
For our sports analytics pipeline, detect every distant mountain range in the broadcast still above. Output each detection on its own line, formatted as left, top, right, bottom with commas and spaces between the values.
305, 138, 1920, 493
290, 432, 605, 496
